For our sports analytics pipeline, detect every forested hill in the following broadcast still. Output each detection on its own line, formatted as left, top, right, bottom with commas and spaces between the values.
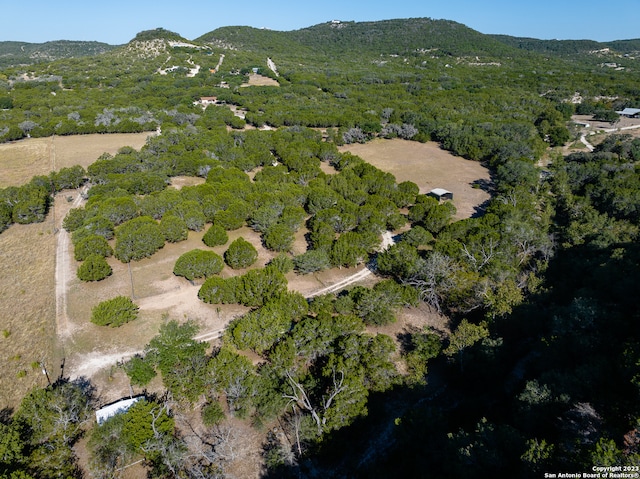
198, 18, 519, 57
131, 27, 190, 43
2, 18, 639, 67
0, 40, 116, 67
491, 34, 640, 57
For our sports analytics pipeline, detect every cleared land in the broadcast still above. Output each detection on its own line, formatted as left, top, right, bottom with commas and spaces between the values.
0, 217, 56, 407
340, 139, 492, 219
0, 133, 152, 409
242, 73, 280, 87
0, 132, 154, 187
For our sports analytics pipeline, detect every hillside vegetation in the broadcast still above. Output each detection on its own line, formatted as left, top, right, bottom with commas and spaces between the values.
1, 17, 640, 478
0, 40, 116, 67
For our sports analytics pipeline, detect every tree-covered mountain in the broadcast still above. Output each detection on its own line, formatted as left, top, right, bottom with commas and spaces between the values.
0, 40, 116, 67
491, 34, 640, 61
198, 18, 520, 58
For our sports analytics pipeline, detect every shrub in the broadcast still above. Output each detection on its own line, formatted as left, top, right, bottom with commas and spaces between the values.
114, 216, 164, 262
293, 249, 331, 274
62, 207, 87, 232
199, 276, 238, 304
202, 401, 225, 427
224, 237, 258, 269
77, 254, 112, 282
160, 214, 188, 242
124, 355, 157, 387
202, 224, 228, 247
91, 296, 138, 327
263, 223, 295, 252
74, 234, 113, 261
267, 254, 294, 274
173, 249, 224, 281
235, 268, 288, 307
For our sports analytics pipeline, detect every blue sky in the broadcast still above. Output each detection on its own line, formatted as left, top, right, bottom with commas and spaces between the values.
2, 0, 637, 44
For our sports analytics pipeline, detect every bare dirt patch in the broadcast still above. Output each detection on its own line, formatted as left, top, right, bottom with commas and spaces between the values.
242, 73, 280, 87
169, 176, 206, 190
339, 138, 491, 219
0, 132, 154, 187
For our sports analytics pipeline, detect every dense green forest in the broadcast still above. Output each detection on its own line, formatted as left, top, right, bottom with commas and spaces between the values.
1, 17, 640, 478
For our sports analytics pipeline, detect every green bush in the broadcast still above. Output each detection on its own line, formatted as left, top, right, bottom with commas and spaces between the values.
202, 401, 225, 427
124, 355, 157, 386
91, 296, 138, 327
267, 254, 294, 274
198, 276, 238, 304
114, 216, 165, 262
62, 207, 87, 232
224, 237, 258, 269
263, 223, 295, 252
202, 223, 228, 247
160, 214, 188, 242
173, 249, 224, 280
293, 249, 331, 273
77, 254, 112, 281
74, 234, 113, 261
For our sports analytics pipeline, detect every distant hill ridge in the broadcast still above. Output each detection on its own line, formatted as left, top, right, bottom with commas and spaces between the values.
1, 18, 639, 67
0, 40, 116, 67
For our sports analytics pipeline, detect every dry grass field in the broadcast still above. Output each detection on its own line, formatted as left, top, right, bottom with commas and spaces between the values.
0, 217, 57, 408
242, 73, 280, 87
0, 132, 154, 187
0, 133, 152, 409
340, 138, 492, 219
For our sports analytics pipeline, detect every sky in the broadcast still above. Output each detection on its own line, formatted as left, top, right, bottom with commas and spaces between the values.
2, 0, 637, 45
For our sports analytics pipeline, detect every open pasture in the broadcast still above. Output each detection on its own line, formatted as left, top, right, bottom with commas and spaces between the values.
0, 132, 153, 187
340, 138, 492, 219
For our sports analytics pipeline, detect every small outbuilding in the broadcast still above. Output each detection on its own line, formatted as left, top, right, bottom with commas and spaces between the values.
95, 396, 143, 425
616, 108, 640, 118
428, 188, 454, 201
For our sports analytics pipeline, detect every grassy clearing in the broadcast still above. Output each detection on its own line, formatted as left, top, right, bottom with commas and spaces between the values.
0, 132, 153, 187
0, 218, 56, 409
340, 138, 492, 219
62, 226, 274, 378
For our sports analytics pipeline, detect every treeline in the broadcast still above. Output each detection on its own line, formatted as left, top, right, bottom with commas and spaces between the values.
3, 19, 639, 163
0, 165, 85, 232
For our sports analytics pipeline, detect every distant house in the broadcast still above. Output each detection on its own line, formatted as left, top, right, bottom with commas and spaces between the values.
95, 396, 143, 425
616, 108, 640, 118
428, 188, 454, 201
193, 96, 218, 108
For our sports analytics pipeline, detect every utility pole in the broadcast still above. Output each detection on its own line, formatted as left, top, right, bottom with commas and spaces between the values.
40, 361, 51, 386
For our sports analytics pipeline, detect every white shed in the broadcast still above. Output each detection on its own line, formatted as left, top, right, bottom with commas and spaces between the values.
95, 396, 143, 425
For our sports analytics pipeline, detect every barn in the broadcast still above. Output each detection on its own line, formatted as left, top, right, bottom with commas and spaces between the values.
428, 188, 454, 201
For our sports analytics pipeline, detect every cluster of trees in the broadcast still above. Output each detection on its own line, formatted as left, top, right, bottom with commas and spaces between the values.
0, 380, 93, 478
57, 127, 418, 284
0, 165, 85, 233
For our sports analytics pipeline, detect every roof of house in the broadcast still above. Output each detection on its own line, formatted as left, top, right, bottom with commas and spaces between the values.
616, 108, 640, 116
429, 188, 452, 196
95, 396, 143, 425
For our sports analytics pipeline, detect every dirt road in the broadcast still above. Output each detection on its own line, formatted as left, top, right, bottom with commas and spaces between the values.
64, 231, 395, 379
